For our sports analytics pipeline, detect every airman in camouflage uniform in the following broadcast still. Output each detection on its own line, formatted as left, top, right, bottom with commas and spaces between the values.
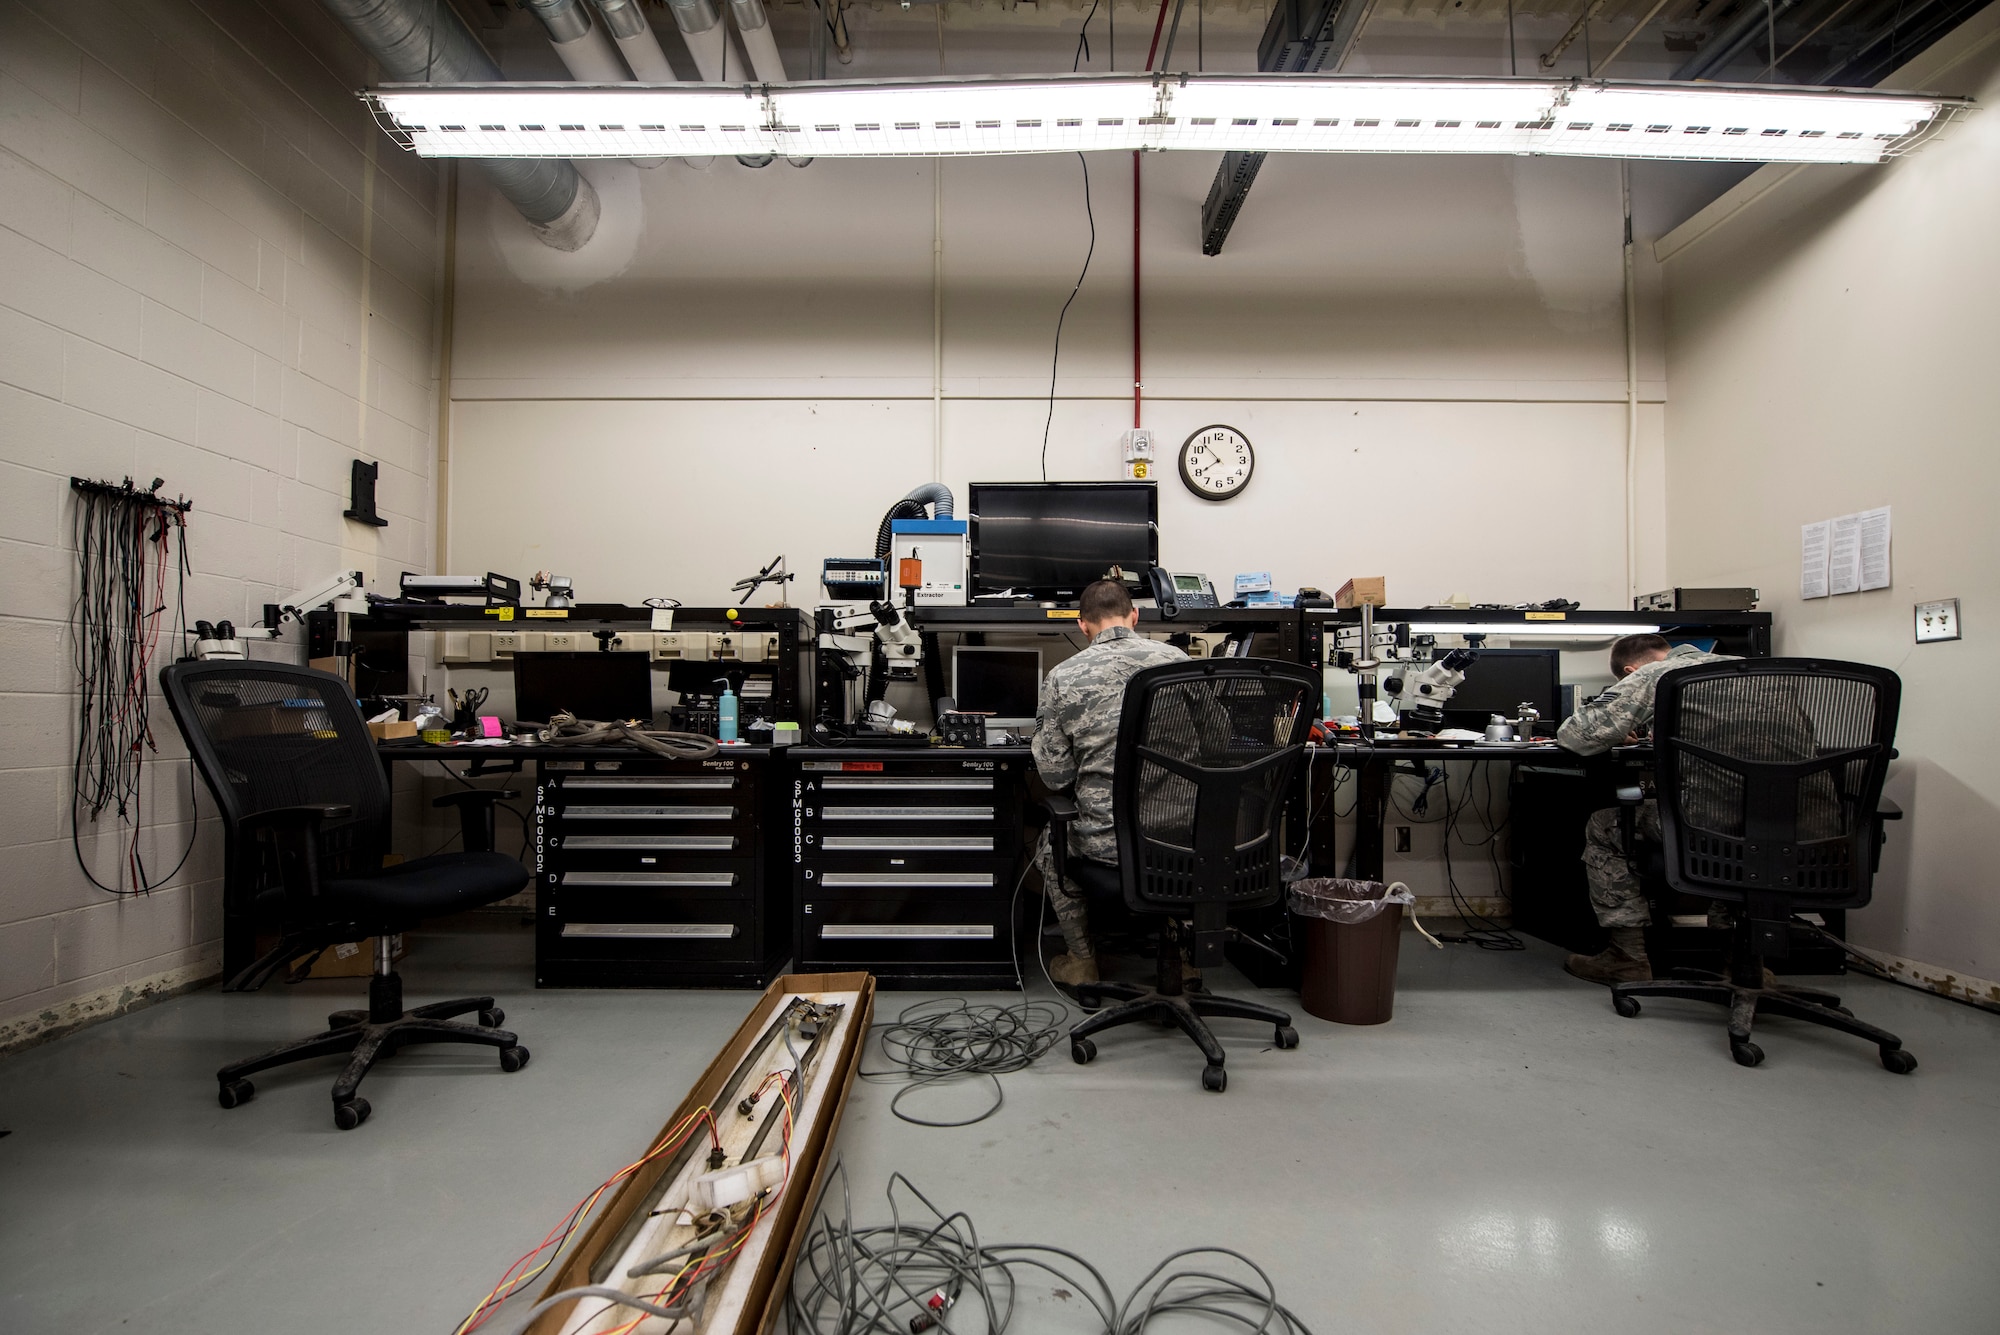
1032, 580, 1186, 987
1556, 637, 1735, 983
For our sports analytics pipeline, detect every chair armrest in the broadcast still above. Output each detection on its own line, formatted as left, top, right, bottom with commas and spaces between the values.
241, 806, 351, 907
430, 790, 519, 809
1039, 791, 1078, 888
1876, 797, 1903, 820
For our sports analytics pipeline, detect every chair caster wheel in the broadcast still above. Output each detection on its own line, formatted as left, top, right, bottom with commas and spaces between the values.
1880, 1047, 1917, 1074
218, 1079, 254, 1109
1730, 1041, 1764, 1068
1077, 996, 1101, 1013
1613, 994, 1642, 1018
499, 1045, 531, 1073
1835, 1005, 1855, 1018
334, 1098, 371, 1130
1201, 1064, 1227, 1093
1274, 1025, 1299, 1050
1071, 1038, 1096, 1065
479, 1008, 505, 1028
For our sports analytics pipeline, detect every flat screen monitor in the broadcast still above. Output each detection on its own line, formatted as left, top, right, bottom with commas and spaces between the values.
951, 646, 1042, 727
1440, 649, 1562, 730
967, 482, 1159, 599
513, 652, 654, 725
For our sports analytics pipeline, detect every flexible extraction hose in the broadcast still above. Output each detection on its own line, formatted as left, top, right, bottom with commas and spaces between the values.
537, 711, 719, 760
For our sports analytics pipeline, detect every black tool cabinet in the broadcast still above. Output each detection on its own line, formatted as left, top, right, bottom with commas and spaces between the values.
790, 748, 1029, 989
534, 749, 788, 987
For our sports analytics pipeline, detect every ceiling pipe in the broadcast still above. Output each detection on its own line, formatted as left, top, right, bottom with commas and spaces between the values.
316, 0, 597, 250
591, 0, 679, 81
523, 0, 672, 168
728, 0, 790, 82
522, 0, 631, 81
663, 0, 746, 82
1673, 0, 1803, 80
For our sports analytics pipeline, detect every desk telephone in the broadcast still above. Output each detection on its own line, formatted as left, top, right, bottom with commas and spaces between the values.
1148, 568, 1220, 618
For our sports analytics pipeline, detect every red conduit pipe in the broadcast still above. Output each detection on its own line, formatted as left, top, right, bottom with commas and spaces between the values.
1134, 0, 1171, 431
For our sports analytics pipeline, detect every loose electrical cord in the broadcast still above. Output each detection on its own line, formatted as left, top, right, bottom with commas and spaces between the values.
69, 477, 197, 896
538, 711, 719, 761
787, 1169, 1316, 1335
1039, 151, 1096, 482
860, 862, 1071, 1127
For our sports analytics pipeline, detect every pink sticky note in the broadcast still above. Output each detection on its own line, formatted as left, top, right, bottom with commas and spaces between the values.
478, 716, 503, 738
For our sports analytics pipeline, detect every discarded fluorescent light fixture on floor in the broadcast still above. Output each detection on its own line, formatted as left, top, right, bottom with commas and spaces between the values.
364, 74, 1964, 166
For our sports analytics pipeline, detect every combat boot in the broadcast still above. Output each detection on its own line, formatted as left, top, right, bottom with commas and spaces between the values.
1047, 953, 1099, 992
1563, 928, 1653, 985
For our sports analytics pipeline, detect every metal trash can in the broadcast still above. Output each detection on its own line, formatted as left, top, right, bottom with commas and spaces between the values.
1289, 879, 1415, 1025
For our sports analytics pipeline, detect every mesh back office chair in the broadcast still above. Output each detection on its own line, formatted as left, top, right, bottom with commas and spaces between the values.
1609, 658, 1914, 1073
161, 661, 533, 1129
1047, 658, 1314, 1092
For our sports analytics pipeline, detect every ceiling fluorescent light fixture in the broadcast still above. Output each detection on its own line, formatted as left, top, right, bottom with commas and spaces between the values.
1404, 622, 1665, 637
365, 75, 1960, 166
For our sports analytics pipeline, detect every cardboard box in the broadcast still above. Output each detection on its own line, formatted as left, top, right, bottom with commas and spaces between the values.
1335, 576, 1388, 609
530, 972, 877, 1335
307, 933, 405, 978
367, 719, 419, 740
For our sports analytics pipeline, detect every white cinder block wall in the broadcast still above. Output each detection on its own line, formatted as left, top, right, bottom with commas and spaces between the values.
0, 0, 444, 1047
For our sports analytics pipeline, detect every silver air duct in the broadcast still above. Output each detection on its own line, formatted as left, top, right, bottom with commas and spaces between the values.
318, 0, 598, 250
591, 0, 679, 81
521, 0, 631, 81
727, 0, 788, 82
663, 0, 738, 82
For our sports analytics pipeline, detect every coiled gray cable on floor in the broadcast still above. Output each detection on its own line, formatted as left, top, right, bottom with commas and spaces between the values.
538, 710, 719, 760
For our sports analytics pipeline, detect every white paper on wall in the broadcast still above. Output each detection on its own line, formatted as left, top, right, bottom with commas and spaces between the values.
1801, 520, 1830, 600
1858, 505, 1892, 591
1827, 513, 1863, 596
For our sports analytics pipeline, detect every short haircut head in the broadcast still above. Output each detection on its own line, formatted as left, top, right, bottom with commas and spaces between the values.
1078, 578, 1134, 625
1610, 633, 1672, 676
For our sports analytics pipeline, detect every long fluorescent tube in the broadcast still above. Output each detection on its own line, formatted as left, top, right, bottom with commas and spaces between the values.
1405, 623, 1665, 637
364, 74, 1962, 165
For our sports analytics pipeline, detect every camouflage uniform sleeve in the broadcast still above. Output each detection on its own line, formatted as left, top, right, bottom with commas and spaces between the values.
1032, 669, 1077, 791
1557, 674, 1649, 756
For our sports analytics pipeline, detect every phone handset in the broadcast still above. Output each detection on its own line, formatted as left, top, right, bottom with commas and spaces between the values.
1148, 566, 1179, 620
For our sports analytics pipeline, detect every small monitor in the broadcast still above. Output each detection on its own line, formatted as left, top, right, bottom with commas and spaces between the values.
967, 482, 1159, 599
1441, 649, 1562, 730
513, 652, 654, 725
951, 647, 1043, 728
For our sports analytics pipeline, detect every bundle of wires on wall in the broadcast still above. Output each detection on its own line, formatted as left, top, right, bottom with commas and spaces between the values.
68, 476, 195, 896
786, 1168, 1317, 1334
1435, 763, 1523, 952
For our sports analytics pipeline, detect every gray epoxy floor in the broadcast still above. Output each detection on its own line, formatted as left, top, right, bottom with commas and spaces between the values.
2, 920, 1997, 1334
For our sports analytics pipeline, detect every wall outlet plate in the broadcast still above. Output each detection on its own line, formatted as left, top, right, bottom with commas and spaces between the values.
1914, 599, 1960, 643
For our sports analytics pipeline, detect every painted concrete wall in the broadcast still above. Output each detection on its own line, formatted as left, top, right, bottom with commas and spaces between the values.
0, 0, 443, 1044
1659, 18, 2000, 995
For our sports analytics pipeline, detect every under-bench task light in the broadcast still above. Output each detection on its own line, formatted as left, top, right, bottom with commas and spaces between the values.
1404, 622, 1666, 638
364, 73, 1962, 165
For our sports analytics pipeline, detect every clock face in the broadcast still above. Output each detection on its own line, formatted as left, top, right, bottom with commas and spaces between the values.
1179, 425, 1254, 501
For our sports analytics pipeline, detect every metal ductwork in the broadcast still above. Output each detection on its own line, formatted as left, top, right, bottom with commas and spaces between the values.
727, 0, 789, 82
663, 0, 741, 82
591, 0, 679, 81
318, 0, 598, 250
522, 0, 631, 81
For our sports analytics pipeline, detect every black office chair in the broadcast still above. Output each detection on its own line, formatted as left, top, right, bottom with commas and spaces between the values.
161, 661, 534, 1128
1047, 658, 1313, 1092
1608, 658, 1914, 1073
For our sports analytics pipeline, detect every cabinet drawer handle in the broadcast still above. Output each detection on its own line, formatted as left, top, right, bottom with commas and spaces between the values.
560, 922, 738, 939
818, 924, 995, 940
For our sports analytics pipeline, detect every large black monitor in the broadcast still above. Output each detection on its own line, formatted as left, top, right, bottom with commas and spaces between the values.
951, 646, 1042, 728
513, 652, 654, 725
966, 482, 1159, 599
1441, 649, 1563, 730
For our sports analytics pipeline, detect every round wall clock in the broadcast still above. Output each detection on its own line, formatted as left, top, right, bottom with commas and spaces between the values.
1179, 425, 1255, 501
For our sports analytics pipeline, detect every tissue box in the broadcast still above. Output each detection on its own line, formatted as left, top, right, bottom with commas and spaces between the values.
367, 719, 419, 740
